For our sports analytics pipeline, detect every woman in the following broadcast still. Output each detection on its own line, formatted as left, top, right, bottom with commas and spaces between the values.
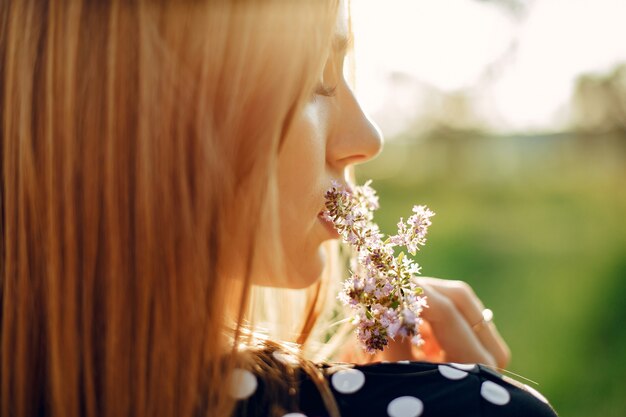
0, 0, 557, 416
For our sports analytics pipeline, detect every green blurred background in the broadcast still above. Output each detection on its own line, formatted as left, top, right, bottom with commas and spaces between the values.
350, 1, 626, 415
356, 129, 625, 417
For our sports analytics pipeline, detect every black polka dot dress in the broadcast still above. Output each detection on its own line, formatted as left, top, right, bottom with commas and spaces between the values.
230, 352, 558, 417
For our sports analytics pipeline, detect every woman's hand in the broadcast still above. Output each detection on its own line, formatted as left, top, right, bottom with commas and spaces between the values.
415, 277, 511, 368
344, 277, 511, 369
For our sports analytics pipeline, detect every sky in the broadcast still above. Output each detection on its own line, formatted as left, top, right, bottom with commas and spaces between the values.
350, 0, 626, 135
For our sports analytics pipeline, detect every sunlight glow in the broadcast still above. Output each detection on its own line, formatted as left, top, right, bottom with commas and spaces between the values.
351, 0, 626, 134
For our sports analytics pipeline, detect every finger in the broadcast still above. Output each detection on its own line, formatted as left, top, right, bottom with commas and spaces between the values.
419, 282, 497, 367
416, 321, 444, 362
432, 279, 510, 368
420, 278, 511, 368
379, 336, 417, 362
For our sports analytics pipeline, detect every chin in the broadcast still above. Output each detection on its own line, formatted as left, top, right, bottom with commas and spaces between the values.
250, 243, 328, 289
282, 246, 326, 289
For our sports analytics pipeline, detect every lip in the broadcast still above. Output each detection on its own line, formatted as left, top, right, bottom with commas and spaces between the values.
318, 211, 340, 239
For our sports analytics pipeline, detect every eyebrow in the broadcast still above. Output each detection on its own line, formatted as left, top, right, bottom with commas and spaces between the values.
332, 33, 353, 55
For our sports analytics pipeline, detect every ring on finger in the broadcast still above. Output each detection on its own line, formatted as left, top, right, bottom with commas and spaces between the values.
471, 308, 493, 333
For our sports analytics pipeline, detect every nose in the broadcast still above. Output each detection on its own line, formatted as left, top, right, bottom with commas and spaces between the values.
327, 83, 383, 169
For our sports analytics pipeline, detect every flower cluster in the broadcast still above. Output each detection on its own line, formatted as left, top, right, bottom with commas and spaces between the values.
323, 180, 435, 353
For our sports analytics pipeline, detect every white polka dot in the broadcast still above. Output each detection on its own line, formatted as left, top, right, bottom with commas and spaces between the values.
281, 413, 307, 417
397, 360, 411, 364
524, 384, 550, 404
331, 369, 366, 394
438, 364, 468, 380
449, 362, 477, 371
273, 351, 299, 366
229, 368, 258, 400
480, 381, 511, 406
387, 396, 424, 417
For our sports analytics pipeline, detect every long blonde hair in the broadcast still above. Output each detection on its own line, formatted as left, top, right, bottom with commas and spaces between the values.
0, 1, 340, 416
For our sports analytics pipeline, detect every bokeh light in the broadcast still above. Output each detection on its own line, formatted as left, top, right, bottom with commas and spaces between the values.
351, 1, 626, 416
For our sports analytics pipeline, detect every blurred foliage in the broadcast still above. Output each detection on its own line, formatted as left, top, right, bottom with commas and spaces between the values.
572, 64, 626, 133
356, 127, 626, 417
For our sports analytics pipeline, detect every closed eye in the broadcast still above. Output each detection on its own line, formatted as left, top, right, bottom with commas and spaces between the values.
315, 83, 337, 97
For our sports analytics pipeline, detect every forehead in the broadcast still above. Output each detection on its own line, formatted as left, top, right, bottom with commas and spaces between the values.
335, 0, 349, 39
333, 0, 351, 54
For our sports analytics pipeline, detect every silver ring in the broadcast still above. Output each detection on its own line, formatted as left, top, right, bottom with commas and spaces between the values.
471, 308, 493, 332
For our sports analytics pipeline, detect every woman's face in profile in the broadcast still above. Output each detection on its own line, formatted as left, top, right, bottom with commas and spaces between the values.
258, 1, 383, 289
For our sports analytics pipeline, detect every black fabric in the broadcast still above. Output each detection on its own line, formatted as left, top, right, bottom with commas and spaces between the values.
234, 355, 558, 417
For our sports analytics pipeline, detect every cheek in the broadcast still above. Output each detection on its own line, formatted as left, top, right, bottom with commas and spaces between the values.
281, 233, 327, 289
279, 104, 327, 186
277, 105, 327, 232
275, 104, 329, 287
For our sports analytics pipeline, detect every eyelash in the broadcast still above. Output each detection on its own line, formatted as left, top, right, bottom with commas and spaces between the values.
312, 83, 337, 101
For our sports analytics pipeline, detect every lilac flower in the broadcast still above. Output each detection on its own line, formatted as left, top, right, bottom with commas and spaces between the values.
323, 181, 434, 353
389, 205, 435, 255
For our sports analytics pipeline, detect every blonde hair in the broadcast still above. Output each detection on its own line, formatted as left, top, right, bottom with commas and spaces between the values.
0, 1, 341, 416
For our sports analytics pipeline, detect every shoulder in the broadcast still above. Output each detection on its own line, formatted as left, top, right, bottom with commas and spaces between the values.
317, 361, 558, 417
230, 354, 558, 417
